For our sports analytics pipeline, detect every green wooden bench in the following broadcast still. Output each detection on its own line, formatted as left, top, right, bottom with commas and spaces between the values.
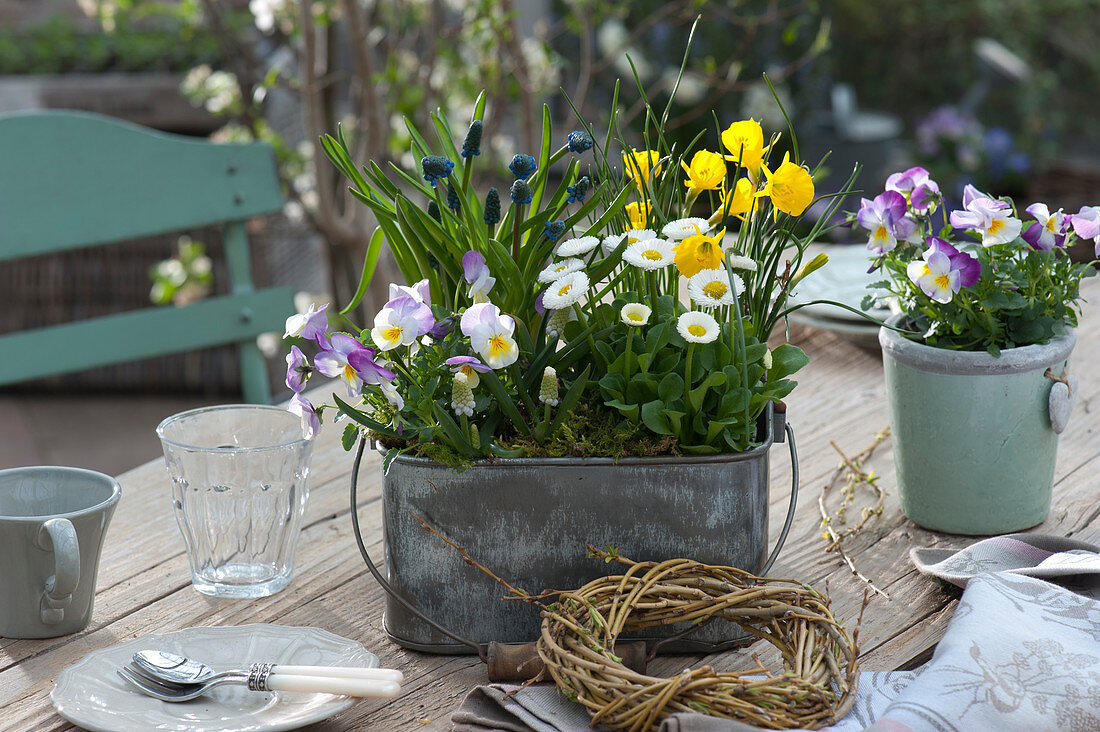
0, 110, 294, 403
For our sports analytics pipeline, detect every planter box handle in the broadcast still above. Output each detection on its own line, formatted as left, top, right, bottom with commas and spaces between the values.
761, 413, 798, 576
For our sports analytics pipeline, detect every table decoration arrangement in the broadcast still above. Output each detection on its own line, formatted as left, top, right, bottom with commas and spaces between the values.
280, 67, 858, 653
857, 169, 1099, 534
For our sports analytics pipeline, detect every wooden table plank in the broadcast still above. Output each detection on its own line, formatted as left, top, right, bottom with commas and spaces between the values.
4, 279, 1100, 731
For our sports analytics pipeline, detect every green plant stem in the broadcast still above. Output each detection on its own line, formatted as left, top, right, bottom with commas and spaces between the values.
512, 203, 525, 261
624, 330, 634, 377
509, 363, 539, 418
684, 343, 696, 432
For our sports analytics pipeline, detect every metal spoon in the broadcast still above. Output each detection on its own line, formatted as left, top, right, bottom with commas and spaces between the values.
132, 650, 403, 686
117, 664, 401, 702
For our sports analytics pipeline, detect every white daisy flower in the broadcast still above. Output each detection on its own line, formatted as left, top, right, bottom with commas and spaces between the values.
676, 311, 720, 344
542, 271, 590, 310
726, 255, 758, 272
555, 236, 600, 257
602, 229, 656, 257
687, 268, 744, 308
537, 258, 585, 283
662, 217, 711, 240
620, 303, 652, 326
622, 238, 674, 270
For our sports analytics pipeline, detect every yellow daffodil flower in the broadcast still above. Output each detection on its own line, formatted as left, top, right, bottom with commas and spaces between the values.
756, 152, 814, 217
720, 119, 772, 177
680, 150, 726, 193
624, 199, 652, 231
717, 177, 757, 220
674, 227, 726, 278
623, 149, 662, 191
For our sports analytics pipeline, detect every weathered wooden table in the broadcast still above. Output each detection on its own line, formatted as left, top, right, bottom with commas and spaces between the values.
5, 278, 1100, 731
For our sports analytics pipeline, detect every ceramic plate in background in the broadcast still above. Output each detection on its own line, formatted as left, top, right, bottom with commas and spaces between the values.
785, 244, 889, 347
51, 624, 379, 732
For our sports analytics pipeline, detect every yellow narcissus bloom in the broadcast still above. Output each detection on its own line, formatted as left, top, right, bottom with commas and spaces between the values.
757, 152, 814, 216
624, 200, 652, 231
623, 149, 662, 190
720, 119, 771, 177
673, 227, 726, 278
681, 150, 726, 193
714, 177, 756, 222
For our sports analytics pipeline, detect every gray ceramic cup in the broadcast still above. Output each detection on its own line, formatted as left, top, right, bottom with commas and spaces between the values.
0, 467, 121, 638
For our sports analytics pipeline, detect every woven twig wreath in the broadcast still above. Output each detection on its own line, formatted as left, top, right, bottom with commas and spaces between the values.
537, 551, 861, 732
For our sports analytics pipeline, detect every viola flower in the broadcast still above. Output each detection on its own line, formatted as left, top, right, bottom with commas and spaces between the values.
857, 191, 917, 254
621, 303, 651, 326
1072, 206, 1100, 254
315, 334, 393, 396
949, 195, 1022, 246
623, 149, 661, 190
681, 150, 726, 193
541, 271, 589, 310
285, 345, 312, 393
674, 227, 726, 278
461, 302, 520, 369
555, 236, 599, 257
284, 302, 329, 342
676, 311, 720, 344
508, 154, 538, 180
757, 152, 814, 217
567, 130, 594, 153
544, 220, 566, 241
450, 372, 475, 417
885, 167, 940, 212
663, 218, 711, 241
447, 185, 461, 213
538, 367, 559, 406
288, 393, 320, 437
717, 177, 756, 220
566, 176, 589, 204
720, 119, 770, 177
380, 379, 404, 411
388, 278, 431, 306
462, 251, 496, 304
370, 296, 435, 351
445, 355, 491, 388
538, 258, 585, 283
688, 268, 744, 308
461, 120, 482, 158
428, 316, 455, 340
1022, 203, 1067, 251
625, 200, 652, 231
484, 188, 501, 225
905, 238, 980, 303
510, 179, 532, 205
623, 238, 674, 270
421, 155, 454, 187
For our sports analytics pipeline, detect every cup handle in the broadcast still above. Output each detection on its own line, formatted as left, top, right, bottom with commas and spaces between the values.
36, 518, 80, 625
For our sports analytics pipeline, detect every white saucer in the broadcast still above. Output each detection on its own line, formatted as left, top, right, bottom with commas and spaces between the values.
787, 244, 891, 322
51, 624, 379, 732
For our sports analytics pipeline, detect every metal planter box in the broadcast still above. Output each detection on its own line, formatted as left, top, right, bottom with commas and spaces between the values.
361, 405, 797, 654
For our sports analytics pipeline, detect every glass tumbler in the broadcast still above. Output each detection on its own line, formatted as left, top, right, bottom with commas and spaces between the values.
156, 405, 315, 598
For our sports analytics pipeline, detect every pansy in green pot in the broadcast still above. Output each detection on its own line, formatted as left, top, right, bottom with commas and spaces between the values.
861, 169, 1099, 534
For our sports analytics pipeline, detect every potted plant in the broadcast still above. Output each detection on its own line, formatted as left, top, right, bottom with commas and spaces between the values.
282, 85, 857, 651
858, 168, 1099, 534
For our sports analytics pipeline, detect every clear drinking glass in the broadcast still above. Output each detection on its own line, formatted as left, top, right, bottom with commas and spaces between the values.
156, 405, 315, 598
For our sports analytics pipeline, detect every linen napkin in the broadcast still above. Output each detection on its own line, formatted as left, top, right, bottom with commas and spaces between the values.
451, 533, 1100, 732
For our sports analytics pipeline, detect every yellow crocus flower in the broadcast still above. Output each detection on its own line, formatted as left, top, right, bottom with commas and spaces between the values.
680, 150, 726, 193
624, 199, 652, 231
623, 149, 662, 191
674, 227, 726, 278
756, 152, 814, 216
720, 119, 772, 177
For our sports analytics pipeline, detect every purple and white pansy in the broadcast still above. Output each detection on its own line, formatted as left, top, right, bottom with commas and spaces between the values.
444, 355, 492, 388
285, 345, 312, 392
283, 302, 329, 342
288, 393, 320, 438
857, 191, 919, 254
1071, 206, 1100, 255
885, 166, 940, 213
370, 296, 435, 351
1021, 203, 1069, 251
315, 334, 395, 396
906, 237, 981, 303
462, 251, 496, 304
460, 302, 520, 370
949, 185, 1022, 246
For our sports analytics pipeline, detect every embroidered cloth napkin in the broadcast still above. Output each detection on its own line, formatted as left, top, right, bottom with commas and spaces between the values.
451, 533, 1100, 732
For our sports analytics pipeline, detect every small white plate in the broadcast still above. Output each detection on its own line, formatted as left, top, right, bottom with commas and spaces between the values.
51, 624, 379, 732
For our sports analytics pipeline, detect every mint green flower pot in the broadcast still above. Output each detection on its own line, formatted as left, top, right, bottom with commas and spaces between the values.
880, 320, 1076, 535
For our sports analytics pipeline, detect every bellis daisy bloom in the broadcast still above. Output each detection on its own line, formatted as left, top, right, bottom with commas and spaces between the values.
674, 227, 726, 278
622, 238, 674, 270
541, 271, 589, 310
621, 303, 651, 326
555, 235, 600, 257
538, 258, 585, 283
757, 152, 814, 217
676, 311, 721, 344
603, 229, 657, 257
663, 217, 711, 241
681, 150, 726, 193
727, 255, 758, 272
688, 268, 744, 308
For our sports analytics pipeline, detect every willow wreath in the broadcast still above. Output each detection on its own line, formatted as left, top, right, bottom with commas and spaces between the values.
536, 549, 861, 731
